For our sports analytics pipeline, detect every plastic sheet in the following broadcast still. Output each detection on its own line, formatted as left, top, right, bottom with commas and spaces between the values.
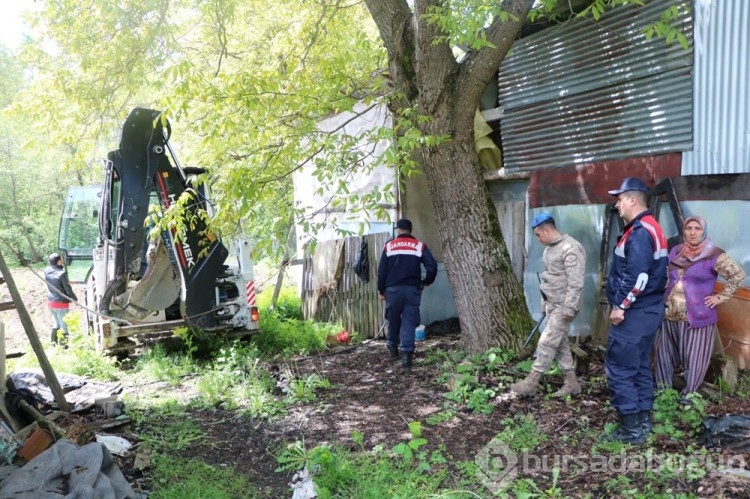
703, 414, 750, 451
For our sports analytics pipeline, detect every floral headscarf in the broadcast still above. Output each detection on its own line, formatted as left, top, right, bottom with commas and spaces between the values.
670, 216, 722, 269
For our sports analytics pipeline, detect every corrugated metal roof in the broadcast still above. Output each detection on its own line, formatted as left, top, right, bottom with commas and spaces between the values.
682, 0, 750, 175
497, 0, 693, 171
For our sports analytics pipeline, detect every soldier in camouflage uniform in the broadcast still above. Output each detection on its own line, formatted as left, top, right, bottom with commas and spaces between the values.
511, 213, 586, 397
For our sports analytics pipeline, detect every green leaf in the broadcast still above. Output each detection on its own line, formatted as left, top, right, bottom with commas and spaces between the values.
408, 438, 427, 450
676, 32, 689, 50
408, 420, 422, 438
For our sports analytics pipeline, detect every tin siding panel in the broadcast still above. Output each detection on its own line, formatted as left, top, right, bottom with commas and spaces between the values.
682, 0, 750, 175
498, 0, 693, 171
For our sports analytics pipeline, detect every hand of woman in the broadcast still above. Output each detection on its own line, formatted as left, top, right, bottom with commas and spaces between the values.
704, 294, 723, 309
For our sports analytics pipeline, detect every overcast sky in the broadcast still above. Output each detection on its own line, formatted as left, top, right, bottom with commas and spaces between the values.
0, 2, 36, 50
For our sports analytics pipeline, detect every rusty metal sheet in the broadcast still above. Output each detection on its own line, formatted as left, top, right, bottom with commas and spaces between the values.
497, 0, 693, 172
528, 153, 681, 208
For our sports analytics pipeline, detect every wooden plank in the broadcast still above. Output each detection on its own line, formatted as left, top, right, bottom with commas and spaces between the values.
715, 283, 750, 370
271, 226, 295, 309
0, 320, 21, 432
0, 250, 70, 411
0, 321, 5, 391
300, 233, 388, 338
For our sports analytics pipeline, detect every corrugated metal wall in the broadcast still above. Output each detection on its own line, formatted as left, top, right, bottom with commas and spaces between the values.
681, 0, 750, 175
497, 0, 693, 171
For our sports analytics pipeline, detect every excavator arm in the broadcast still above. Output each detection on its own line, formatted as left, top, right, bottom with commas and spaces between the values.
100, 108, 230, 330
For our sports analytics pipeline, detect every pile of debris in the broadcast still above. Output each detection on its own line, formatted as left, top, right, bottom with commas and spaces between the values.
0, 371, 140, 498
0, 253, 145, 497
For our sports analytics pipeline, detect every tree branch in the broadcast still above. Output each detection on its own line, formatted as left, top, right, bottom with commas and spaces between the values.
456, 0, 536, 114
364, 0, 419, 105
363, 0, 412, 57
413, 0, 461, 114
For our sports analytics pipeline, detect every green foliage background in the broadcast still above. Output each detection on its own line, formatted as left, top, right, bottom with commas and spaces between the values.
1, 0, 389, 265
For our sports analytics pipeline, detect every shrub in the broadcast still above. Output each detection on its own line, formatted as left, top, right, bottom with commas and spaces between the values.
253, 285, 341, 357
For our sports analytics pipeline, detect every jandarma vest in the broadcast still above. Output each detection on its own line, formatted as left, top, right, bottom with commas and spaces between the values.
664, 250, 721, 328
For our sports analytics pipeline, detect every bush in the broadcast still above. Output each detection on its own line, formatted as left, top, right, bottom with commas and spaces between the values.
256, 285, 303, 321
253, 285, 350, 357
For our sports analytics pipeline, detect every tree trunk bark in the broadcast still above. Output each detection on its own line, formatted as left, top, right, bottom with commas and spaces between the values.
366, 0, 537, 353
421, 132, 533, 352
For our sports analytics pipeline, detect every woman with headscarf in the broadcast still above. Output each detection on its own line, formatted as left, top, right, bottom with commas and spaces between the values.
655, 216, 746, 399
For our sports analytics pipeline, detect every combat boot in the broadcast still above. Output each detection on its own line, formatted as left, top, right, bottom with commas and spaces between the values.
401, 351, 413, 369
638, 410, 652, 435
552, 370, 581, 398
510, 370, 542, 396
601, 413, 646, 445
50, 327, 60, 344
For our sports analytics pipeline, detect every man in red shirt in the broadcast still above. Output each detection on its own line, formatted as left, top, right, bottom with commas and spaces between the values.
44, 253, 78, 345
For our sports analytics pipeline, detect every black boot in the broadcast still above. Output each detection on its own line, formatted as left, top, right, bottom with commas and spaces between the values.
602, 413, 646, 445
638, 410, 652, 436
401, 351, 413, 369
50, 328, 59, 344
387, 346, 399, 361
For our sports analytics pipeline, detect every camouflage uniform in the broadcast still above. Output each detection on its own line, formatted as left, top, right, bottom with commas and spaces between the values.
534, 234, 586, 373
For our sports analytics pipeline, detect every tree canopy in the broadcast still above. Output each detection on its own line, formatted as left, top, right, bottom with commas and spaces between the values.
11, 0, 391, 257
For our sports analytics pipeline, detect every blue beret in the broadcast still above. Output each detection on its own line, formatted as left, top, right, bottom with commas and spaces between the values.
531, 212, 554, 229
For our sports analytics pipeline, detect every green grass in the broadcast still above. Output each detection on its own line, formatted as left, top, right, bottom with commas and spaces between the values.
8, 312, 121, 380
251, 286, 351, 357
275, 434, 470, 499
148, 455, 255, 499
7, 283, 724, 498
496, 413, 547, 453
133, 343, 196, 385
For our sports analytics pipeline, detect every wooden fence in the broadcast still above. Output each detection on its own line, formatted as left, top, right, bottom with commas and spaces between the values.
301, 232, 389, 338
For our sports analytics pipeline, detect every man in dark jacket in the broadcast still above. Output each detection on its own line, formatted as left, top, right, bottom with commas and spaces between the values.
44, 253, 78, 344
377, 219, 437, 368
603, 178, 668, 445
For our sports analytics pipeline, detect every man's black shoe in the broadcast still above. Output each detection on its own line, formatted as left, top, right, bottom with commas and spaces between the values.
601, 413, 646, 445
637, 410, 652, 435
401, 351, 413, 369
388, 347, 399, 361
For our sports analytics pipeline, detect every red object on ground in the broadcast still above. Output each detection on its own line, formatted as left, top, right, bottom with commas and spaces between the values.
337, 330, 351, 344
17, 427, 53, 462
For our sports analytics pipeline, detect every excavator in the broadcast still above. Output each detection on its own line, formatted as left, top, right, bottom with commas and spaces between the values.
57, 108, 259, 354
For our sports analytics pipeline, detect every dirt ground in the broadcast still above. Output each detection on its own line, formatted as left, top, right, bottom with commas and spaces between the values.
4, 267, 750, 497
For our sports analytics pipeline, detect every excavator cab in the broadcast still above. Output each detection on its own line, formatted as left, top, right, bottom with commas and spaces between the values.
57, 186, 101, 283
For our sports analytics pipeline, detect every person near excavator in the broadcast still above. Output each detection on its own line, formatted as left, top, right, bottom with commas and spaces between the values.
44, 253, 78, 345
511, 212, 586, 398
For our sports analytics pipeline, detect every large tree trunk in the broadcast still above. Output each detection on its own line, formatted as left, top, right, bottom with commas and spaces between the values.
422, 134, 533, 351
366, 0, 536, 353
